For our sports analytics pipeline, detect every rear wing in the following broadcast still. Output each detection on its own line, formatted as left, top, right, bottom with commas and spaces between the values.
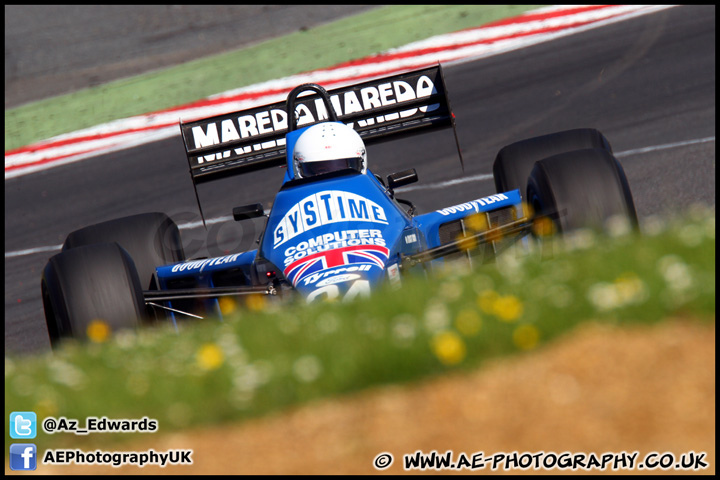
180, 65, 463, 186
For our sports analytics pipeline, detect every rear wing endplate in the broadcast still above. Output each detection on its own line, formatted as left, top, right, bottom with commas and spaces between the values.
180, 65, 463, 186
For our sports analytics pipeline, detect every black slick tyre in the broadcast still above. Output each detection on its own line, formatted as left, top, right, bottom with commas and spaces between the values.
42, 242, 145, 347
526, 148, 638, 234
62, 212, 185, 290
493, 128, 612, 196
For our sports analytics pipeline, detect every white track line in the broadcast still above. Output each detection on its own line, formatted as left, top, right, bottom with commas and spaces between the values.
5, 244, 65, 259
397, 136, 716, 193
5, 136, 714, 259
613, 136, 716, 158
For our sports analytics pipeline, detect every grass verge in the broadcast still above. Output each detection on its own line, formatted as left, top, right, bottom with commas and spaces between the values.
5, 206, 715, 454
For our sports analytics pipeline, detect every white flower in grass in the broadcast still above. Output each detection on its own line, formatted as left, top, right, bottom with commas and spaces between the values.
316, 313, 340, 335
47, 358, 86, 389
391, 314, 417, 346
253, 360, 274, 385
688, 202, 712, 222
677, 224, 704, 247
546, 283, 574, 309
217, 328, 245, 359
12, 374, 35, 397
606, 214, 633, 238
704, 216, 715, 239
497, 253, 525, 284
657, 255, 693, 292
564, 228, 596, 251
587, 273, 649, 311
587, 282, 620, 311
233, 364, 264, 392
292, 355, 322, 383
5, 357, 15, 376
424, 300, 450, 333
114, 330, 137, 349
439, 279, 464, 301
642, 215, 667, 236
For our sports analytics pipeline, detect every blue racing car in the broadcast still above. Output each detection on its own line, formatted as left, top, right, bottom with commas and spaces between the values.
41, 65, 637, 347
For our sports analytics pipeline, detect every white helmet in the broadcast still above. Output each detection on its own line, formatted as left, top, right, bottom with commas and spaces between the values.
292, 122, 367, 179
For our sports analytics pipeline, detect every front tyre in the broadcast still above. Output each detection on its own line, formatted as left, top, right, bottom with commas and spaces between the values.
62, 212, 185, 290
526, 148, 638, 234
493, 128, 612, 196
42, 242, 145, 347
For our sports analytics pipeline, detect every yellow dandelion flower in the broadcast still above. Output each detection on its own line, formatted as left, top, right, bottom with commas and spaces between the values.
513, 324, 540, 350
613, 272, 648, 305
34, 397, 59, 418
464, 213, 488, 232
246, 294, 267, 311
86, 319, 111, 343
455, 309, 482, 336
532, 216, 555, 237
126, 372, 150, 397
456, 233, 477, 252
520, 201, 534, 219
431, 331, 467, 366
487, 228, 504, 244
196, 343, 225, 371
493, 295, 524, 322
477, 289, 499, 314
218, 296, 237, 315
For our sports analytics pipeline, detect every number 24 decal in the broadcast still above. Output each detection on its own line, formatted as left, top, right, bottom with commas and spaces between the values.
306, 279, 371, 303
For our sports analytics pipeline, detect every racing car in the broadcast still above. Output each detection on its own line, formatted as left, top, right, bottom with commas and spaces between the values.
41, 65, 638, 347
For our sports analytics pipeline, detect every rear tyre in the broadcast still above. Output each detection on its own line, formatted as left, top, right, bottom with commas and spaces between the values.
42, 242, 145, 347
493, 128, 612, 196
62, 212, 185, 290
526, 148, 638, 234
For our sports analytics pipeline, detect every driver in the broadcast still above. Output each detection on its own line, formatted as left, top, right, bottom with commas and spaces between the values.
292, 122, 367, 179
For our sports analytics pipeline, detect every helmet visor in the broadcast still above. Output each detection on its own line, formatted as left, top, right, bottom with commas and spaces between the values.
298, 157, 363, 177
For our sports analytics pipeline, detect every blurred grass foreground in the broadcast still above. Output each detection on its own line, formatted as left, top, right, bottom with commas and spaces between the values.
5, 206, 715, 452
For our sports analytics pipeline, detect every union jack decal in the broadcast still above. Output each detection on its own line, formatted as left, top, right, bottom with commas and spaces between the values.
284, 245, 389, 286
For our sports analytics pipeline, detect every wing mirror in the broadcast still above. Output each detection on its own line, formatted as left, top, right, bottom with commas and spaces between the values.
387, 169, 418, 190
233, 203, 265, 221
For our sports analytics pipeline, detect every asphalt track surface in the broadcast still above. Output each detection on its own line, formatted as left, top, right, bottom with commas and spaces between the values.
5, 5, 715, 355
4, 5, 377, 108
